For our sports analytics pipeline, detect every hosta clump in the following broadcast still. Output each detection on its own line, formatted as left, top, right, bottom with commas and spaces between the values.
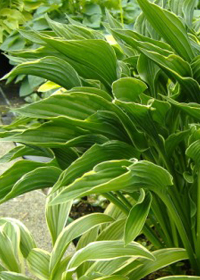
2, 0, 200, 278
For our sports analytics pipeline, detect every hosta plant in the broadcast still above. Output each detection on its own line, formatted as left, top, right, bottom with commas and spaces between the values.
0, 203, 192, 280
2, 0, 200, 278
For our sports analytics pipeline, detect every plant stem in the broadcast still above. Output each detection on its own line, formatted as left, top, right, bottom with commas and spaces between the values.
159, 191, 199, 274
104, 192, 129, 215
119, 0, 124, 26
143, 223, 163, 248
116, 191, 132, 209
151, 196, 173, 247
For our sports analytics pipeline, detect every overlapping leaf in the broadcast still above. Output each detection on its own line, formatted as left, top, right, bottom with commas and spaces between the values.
3, 56, 82, 89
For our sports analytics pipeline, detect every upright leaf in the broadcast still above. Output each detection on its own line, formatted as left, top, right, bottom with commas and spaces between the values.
124, 192, 152, 245
49, 213, 114, 277
0, 226, 21, 272
27, 249, 50, 280
137, 0, 194, 61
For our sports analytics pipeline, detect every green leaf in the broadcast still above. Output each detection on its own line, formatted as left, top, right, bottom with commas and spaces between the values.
0, 226, 21, 272
191, 55, 200, 83
15, 92, 113, 120
128, 248, 188, 280
52, 141, 140, 193
0, 218, 36, 259
95, 276, 128, 280
46, 15, 103, 40
182, 0, 197, 27
0, 120, 108, 148
0, 166, 62, 204
114, 99, 160, 142
0, 145, 53, 163
46, 196, 72, 245
76, 227, 99, 276
0, 160, 45, 200
137, 0, 194, 61
156, 277, 200, 280
97, 219, 126, 241
105, 10, 123, 29
51, 160, 173, 205
49, 213, 114, 276
27, 249, 50, 280
66, 241, 154, 272
0, 271, 32, 280
165, 98, 200, 120
112, 77, 147, 102
69, 87, 112, 101
3, 56, 82, 89
85, 257, 133, 278
1, 222, 22, 267
52, 146, 78, 170
137, 49, 200, 102
186, 139, 200, 166
137, 54, 160, 97
52, 255, 72, 280
51, 159, 131, 204
37, 37, 117, 89
165, 129, 191, 157
111, 28, 173, 56
124, 192, 152, 245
